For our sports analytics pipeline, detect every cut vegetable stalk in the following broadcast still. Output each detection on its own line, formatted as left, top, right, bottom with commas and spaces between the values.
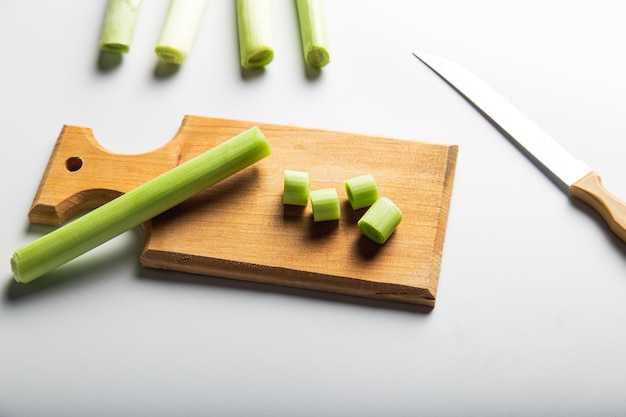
99, 0, 142, 53
358, 197, 402, 244
236, 0, 274, 69
283, 170, 310, 206
310, 188, 340, 222
295, 0, 330, 68
345, 174, 378, 210
10, 127, 271, 284
155, 0, 207, 64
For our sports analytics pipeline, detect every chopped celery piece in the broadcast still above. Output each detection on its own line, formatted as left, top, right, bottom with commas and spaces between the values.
345, 174, 378, 210
99, 0, 142, 53
283, 170, 310, 206
358, 197, 402, 244
295, 0, 330, 68
155, 0, 207, 64
236, 0, 274, 69
11, 127, 271, 284
310, 188, 340, 222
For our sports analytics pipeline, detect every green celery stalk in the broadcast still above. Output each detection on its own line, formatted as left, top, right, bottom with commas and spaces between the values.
295, 0, 330, 68
11, 127, 271, 284
99, 0, 142, 53
155, 0, 208, 64
236, 0, 275, 69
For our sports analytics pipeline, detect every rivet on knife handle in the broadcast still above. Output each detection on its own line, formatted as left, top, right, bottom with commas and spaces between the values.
570, 172, 626, 242
413, 50, 626, 243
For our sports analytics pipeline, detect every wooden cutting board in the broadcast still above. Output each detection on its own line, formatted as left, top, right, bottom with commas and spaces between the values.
28, 115, 458, 307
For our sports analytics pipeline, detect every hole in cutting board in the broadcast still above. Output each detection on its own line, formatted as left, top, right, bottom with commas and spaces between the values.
65, 157, 83, 172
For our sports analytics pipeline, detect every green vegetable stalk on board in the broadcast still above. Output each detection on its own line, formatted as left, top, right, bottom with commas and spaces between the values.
99, 0, 142, 53
11, 127, 271, 284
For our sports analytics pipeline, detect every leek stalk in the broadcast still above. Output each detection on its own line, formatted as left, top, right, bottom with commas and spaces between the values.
99, 0, 142, 53
236, 0, 274, 69
11, 127, 271, 284
155, 0, 208, 64
295, 0, 330, 68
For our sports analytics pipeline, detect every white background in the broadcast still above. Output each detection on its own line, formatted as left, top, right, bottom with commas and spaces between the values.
2, 1, 626, 416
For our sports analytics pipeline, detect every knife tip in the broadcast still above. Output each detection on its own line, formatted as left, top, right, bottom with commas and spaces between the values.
411, 50, 433, 65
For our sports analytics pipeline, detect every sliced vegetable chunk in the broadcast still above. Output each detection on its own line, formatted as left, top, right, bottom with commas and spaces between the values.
358, 197, 402, 244
283, 170, 310, 206
310, 188, 340, 222
344, 174, 378, 210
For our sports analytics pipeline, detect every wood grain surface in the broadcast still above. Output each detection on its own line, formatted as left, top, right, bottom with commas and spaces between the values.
29, 115, 458, 306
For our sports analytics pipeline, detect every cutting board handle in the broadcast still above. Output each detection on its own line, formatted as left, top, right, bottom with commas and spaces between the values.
28, 118, 192, 226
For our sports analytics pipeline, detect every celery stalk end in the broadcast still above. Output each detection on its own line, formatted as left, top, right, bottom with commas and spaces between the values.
100, 42, 131, 54
155, 46, 186, 64
10, 253, 23, 283
243, 48, 274, 69
306, 47, 330, 68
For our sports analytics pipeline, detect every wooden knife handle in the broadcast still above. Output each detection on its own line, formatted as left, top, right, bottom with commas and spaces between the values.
570, 171, 626, 242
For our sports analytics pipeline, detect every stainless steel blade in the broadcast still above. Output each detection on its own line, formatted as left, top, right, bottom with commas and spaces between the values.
412, 51, 592, 189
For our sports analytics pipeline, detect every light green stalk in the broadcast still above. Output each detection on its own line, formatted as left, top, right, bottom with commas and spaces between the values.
11, 127, 271, 284
358, 197, 402, 244
236, 0, 274, 69
310, 188, 340, 222
99, 0, 142, 53
155, 0, 208, 64
295, 0, 330, 68
345, 174, 378, 210
283, 170, 309, 206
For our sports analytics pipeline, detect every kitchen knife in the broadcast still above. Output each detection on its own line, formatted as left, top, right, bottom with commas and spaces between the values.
413, 50, 626, 243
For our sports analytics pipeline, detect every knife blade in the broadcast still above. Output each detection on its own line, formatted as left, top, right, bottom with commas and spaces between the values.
413, 50, 626, 243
